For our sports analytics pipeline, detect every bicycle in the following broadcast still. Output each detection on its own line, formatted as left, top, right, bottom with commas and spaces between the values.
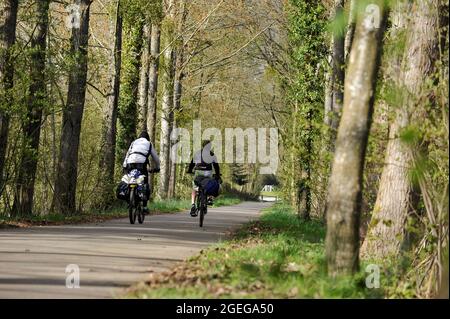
127, 168, 159, 225
193, 174, 221, 228
195, 181, 208, 227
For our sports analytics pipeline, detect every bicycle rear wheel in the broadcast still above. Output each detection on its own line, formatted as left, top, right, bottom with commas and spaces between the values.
199, 207, 204, 227
137, 204, 145, 224
199, 191, 206, 227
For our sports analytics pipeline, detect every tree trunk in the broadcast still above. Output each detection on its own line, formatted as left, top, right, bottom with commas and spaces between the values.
137, 24, 150, 133
147, 22, 161, 199
158, 46, 175, 199
330, 0, 345, 135
168, 1, 187, 199
324, 43, 333, 127
300, 107, 312, 220
0, 0, 18, 192
344, 0, 356, 60
147, 23, 161, 145
290, 101, 299, 211
12, 0, 50, 216
361, 0, 441, 260
117, 20, 144, 167
158, 1, 176, 199
168, 52, 184, 198
51, 0, 91, 215
97, 0, 123, 209
325, 1, 387, 276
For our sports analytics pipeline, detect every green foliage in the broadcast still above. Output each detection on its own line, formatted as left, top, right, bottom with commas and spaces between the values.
121, 0, 163, 23
128, 203, 392, 298
116, 18, 144, 167
328, 5, 347, 38
281, 0, 328, 216
211, 194, 241, 207
230, 163, 248, 186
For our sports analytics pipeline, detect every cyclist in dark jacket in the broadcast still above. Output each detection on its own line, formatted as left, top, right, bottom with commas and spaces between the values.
187, 140, 221, 217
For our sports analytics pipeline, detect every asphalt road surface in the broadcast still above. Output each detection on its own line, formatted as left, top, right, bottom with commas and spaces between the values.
0, 201, 270, 299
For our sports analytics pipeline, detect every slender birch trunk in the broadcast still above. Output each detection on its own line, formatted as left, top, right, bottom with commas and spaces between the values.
146, 22, 161, 199
137, 24, 151, 133
168, 1, 187, 199
158, 0, 175, 199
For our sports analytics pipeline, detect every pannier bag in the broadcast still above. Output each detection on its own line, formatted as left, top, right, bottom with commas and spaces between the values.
204, 179, 220, 197
137, 184, 150, 201
116, 181, 129, 200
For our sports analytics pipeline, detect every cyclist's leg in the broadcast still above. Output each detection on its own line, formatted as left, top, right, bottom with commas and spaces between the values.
190, 180, 198, 216
142, 166, 149, 213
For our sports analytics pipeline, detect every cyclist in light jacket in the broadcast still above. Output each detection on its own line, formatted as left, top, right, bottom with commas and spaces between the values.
123, 131, 160, 214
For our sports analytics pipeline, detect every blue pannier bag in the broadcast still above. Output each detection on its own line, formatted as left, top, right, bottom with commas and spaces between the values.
116, 181, 129, 200
204, 179, 220, 197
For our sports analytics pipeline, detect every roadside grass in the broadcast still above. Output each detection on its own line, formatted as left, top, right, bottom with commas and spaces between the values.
127, 203, 388, 299
148, 199, 191, 213
0, 199, 189, 227
0, 205, 129, 228
212, 194, 242, 207
0, 194, 244, 228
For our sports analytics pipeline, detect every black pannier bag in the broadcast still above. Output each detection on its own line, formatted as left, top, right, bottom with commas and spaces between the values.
116, 181, 129, 200
205, 179, 220, 197
138, 184, 149, 201
194, 176, 220, 197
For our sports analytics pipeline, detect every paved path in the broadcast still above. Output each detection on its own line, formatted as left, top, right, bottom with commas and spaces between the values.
0, 201, 270, 299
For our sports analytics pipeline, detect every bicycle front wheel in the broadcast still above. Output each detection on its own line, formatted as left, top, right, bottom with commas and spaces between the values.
199, 206, 204, 227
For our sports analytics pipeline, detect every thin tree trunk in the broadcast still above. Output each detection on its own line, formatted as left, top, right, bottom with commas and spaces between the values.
0, 0, 19, 192
300, 107, 312, 220
51, 0, 92, 215
12, 0, 50, 216
168, 54, 183, 198
158, 0, 175, 199
97, 0, 123, 209
324, 43, 333, 127
147, 23, 161, 145
147, 22, 161, 200
158, 46, 175, 199
290, 101, 299, 211
344, 0, 356, 60
325, 1, 387, 276
361, 0, 441, 259
168, 1, 187, 199
137, 24, 150, 133
330, 0, 345, 135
